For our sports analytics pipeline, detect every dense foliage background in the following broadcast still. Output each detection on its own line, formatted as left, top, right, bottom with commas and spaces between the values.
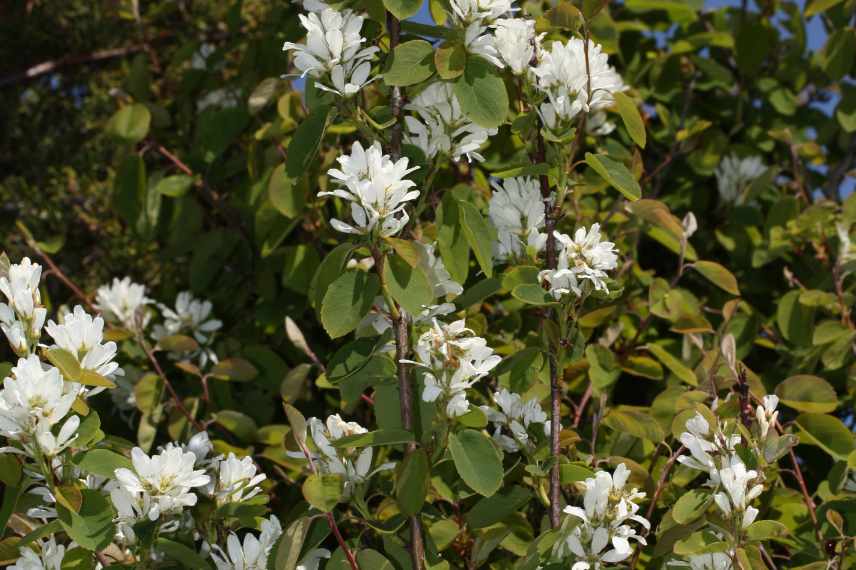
1, 0, 855, 569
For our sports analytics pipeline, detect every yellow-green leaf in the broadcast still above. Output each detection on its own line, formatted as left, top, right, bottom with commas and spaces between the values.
614, 92, 646, 148
691, 260, 740, 296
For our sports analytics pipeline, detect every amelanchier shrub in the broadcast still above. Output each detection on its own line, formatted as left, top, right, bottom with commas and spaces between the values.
2, 0, 856, 569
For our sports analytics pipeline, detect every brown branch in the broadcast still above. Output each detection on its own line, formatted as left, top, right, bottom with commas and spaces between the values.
382, 12, 425, 568
19, 226, 95, 312
0, 45, 145, 87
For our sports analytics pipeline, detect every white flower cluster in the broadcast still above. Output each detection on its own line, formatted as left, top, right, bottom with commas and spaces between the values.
409, 319, 501, 417
489, 176, 548, 261
533, 39, 626, 133
95, 276, 152, 331
292, 414, 393, 497
556, 463, 649, 568
668, 553, 732, 570
210, 515, 282, 570
539, 224, 619, 299
481, 388, 549, 452
405, 82, 498, 163
153, 290, 223, 367
9, 536, 65, 570
676, 397, 780, 542
282, 7, 378, 97
322, 141, 420, 237
0, 256, 46, 356
109, 432, 268, 544
715, 154, 765, 205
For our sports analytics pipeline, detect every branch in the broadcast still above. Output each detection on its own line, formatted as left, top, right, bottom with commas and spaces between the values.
382, 11, 425, 569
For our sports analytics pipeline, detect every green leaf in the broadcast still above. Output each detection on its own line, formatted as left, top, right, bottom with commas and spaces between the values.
805, 0, 844, 16
820, 28, 856, 81
396, 449, 430, 516
385, 40, 435, 86
673, 530, 729, 556
309, 243, 353, 312
383, 0, 422, 19
384, 237, 422, 267
269, 164, 306, 218
448, 429, 504, 497
795, 413, 855, 461
645, 343, 698, 386
560, 463, 595, 483
320, 271, 380, 339
272, 517, 311, 570
545, 2, 583, 30
156, 538, 214, 569
332, 428, 415, 448
672, 489, 711, 525
302, 473, 344, 512
210, 357, 259, 382
157, 334, 199, 353
56, 489, 115, 551
745, 520, 788, 542
585, 152, 641, 201
357, 550, 395, 570
213, 410, 258, 442
435, 41, 467, 80
383, 253, 434, 315
775, 375, 838, 414
45, 348, 81, 381
613, 92, 646, 148
690, 260, 740, 296
586, 344, 620, 389
511, 283, 556, 306
79, 370, 116, 389
465, 486, 531, 529
453, 56, 508, 129
776, 290, 815, 346
154, 174, 194, 198
106, 104, 151, 143
74, 449, 132, 478
603, 408, 665, 443
627, 199, 684, 240
437, 192, 470, 283
458, 200, 496, 278
286, 104, 331, 178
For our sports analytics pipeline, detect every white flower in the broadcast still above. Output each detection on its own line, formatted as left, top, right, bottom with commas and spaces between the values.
95, 276, 152, 331
322, 141, 419, 237
410, 319, 501, 417
539, 224, 619, 299
481, 388, 549, 452
9, 536, 65, 570
0, 257, 43, 319
715, 155, 765, 204
295, 0, 329, 12
211, 515, 283, 570
35, 415, 80, 457
0, 257, 46, 355
0, 355, 78, 443
282, 8, 378, 97
405, 82, 497, 163
297, 549, 332, 570
450, 0, 516, 23
676, 413, 741, 476
712, 456, 763, 528
755, 394, 779, 439
493, 18, 537, 75
557, 464, 649, 567
534, 39, 625, 129
185, 430, 215, 467
113, 445, 210, 521
155, 291, 222, 344
46, 305, 123, 380
586, 111, 616, 136
415, 242, 463, 299
489, 177, 548, 261
214, 453, 267, 506
464, 22, 503, 68
292, 414, 393, 495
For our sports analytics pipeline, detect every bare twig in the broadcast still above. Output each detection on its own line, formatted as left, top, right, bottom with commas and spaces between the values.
18, 226, 95, 312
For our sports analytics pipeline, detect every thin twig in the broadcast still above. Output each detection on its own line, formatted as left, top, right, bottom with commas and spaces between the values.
629, 445, 685, 570
19, 228, 96, 312
137, 332, 205, 432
